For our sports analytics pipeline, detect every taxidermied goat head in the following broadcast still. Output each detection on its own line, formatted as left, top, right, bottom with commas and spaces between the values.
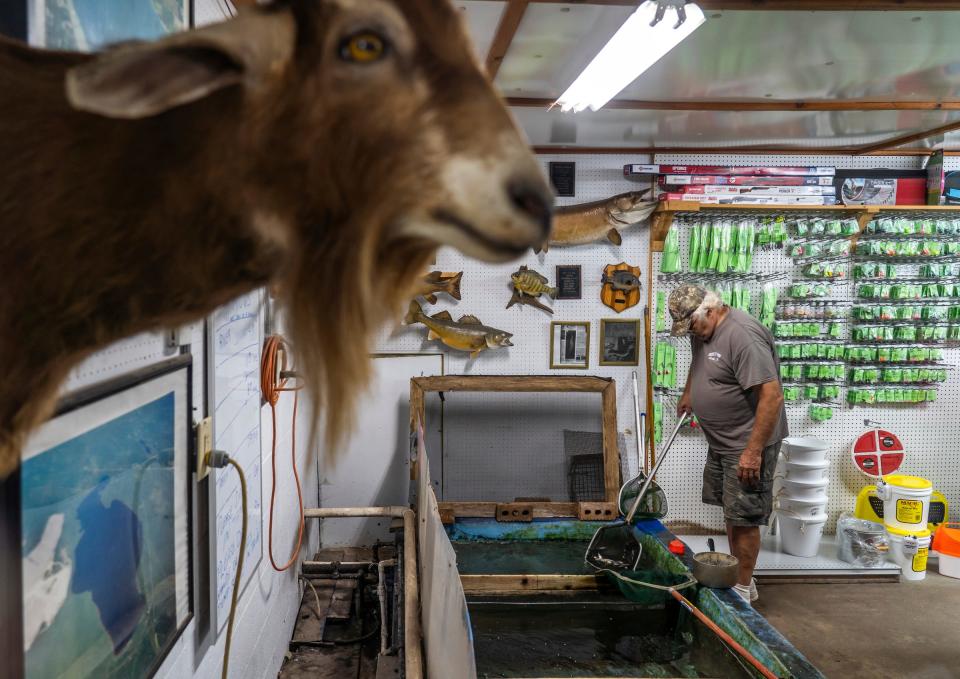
0, 0, 552, 478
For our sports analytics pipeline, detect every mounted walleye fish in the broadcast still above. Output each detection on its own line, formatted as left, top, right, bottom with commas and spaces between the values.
543, 190, 656, 252
507, 265, 557, 315
414, 270, 463, 304
405, 301, 512, 357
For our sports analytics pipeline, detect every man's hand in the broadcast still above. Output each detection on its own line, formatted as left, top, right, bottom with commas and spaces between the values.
737, 447, 762, 485
677, 392, 693, 418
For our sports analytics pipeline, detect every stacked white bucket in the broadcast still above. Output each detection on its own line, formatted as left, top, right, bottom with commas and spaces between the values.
776, 437, 830, 557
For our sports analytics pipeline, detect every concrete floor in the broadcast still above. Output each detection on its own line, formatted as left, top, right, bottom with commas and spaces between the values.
754, 568, 960, 679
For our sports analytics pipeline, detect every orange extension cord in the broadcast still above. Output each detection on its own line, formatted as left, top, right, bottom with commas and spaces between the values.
261, 334, 305, 572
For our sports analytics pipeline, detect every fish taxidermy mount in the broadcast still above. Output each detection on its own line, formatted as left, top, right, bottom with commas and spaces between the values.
414, 270, 463, 304
541, 190, 656, 252
404, 301, 512, 358
507, 265, 557, 315
601, 263, 642, 313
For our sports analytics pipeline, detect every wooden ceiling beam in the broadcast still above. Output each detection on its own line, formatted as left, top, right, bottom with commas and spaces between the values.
486, 0, 529, 79
525, 1, 960, 9
532, 145, 960, 156
856, 119, 960, 155
507, 97, 960, 111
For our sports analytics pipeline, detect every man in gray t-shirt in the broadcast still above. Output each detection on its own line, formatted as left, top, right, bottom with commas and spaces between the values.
668, 284, 787, 605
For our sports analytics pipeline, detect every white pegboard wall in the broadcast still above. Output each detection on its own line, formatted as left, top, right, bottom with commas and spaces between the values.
647, 203, 960, 535
377, 154, 655, 487
653, 153, 931, 171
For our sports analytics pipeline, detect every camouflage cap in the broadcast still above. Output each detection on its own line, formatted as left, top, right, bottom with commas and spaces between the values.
668, 284, 707, 336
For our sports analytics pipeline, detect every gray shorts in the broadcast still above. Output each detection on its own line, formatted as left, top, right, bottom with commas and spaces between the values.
702, 443, 781, 527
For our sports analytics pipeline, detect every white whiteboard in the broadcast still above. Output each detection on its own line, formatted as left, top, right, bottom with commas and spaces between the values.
208, 291, 264, 632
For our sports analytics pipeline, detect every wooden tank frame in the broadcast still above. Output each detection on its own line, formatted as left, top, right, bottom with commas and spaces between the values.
408, 375, 621, 524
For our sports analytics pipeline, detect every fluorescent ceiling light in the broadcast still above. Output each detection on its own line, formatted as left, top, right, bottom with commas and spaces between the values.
555, 1, 706, 113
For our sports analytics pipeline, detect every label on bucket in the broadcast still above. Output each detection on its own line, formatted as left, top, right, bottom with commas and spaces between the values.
896, 499, 924, 524
913, 547, 929, 573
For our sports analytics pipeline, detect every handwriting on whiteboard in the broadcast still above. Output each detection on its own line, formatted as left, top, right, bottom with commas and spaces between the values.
211, 291, 263, 630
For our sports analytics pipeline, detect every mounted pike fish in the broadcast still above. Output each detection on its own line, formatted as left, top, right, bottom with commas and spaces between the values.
414, 270, 463, 304
507, 265, 557, 315
543, 190, 656, 251
405, 301, 512, 357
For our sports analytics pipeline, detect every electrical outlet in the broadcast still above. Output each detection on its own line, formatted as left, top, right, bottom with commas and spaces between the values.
196, 417, 213, 481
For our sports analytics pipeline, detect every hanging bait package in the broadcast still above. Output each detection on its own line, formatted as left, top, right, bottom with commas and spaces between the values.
656, 291, 667, 332
661, 223, 681, 273
759, 282, 778, 329
688, 220, 702, 273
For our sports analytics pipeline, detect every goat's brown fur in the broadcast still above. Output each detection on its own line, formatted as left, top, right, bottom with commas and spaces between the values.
0, 0, 550, 478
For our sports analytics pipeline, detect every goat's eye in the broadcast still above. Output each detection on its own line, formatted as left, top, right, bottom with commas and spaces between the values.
339, 33, 386, 63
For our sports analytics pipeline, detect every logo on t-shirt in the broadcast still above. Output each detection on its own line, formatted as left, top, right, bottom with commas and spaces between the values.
707, 351, 722, 362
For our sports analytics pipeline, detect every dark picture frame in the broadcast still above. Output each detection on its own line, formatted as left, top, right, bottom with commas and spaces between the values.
550, 321, 590, 369
548, 161, 576, 197
599, 319, 641, 366
555, 265, 583, 300
3, 355, 194, 679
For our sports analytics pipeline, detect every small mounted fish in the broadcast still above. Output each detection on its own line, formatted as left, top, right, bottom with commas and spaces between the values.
541, 190, 656, 252
601, 263, 642, 313
507, 265, 557, 315
404, 301, 512, 358
413, 270, 462, 304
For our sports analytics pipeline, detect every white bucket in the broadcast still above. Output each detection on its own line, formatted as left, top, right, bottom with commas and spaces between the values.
784, 460, 831, 483
777, 497, 828, 520
886, 526, 931, 582
876, 475, 932, 532
780, 478, 830, 501
782, 437, 829, 464
939, 553, 960, 579
780, 513, 828, 557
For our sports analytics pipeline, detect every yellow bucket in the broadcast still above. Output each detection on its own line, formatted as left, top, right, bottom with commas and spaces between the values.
877, 475, 932, 532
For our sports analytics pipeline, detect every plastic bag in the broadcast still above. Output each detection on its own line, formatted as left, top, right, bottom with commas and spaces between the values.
837, 513, 889, 567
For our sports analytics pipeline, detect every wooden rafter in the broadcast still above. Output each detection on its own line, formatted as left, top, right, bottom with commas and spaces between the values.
409, 375, 623, 520
526, 0, 960, 9
508, 97, 960, 112
532, 145, 960, 156
856, 119, 960, 155
486, 0, 529, 79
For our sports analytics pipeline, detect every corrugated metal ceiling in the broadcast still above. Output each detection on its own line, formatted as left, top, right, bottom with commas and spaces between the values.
456, 2, 960, 152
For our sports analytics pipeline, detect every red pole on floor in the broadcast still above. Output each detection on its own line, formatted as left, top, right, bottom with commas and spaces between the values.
669, 589, 780, 679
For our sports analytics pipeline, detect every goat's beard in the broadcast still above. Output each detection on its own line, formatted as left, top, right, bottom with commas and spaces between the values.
281, 220, 435, 465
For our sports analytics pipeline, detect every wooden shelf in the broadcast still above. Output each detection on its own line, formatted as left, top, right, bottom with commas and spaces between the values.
650, 202, 960, 251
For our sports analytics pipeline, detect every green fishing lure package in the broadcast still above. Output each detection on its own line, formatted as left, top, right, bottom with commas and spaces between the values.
856, 239, 960, 258
847, 388, 938, 405
791, 218, 858, 238
685, 217, 759, 274
809, 404, 834, 421
661, 223, 682, 273
864, 217, 960, 236
652, 342, 677, 389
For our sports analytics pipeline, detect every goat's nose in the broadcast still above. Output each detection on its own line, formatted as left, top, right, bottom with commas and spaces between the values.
507, 179, 553, 241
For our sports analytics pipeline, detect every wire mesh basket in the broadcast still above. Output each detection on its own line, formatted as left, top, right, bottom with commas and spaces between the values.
569, 453, 606, 502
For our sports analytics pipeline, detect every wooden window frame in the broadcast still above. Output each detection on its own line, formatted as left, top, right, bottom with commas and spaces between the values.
409, 375, 620, 522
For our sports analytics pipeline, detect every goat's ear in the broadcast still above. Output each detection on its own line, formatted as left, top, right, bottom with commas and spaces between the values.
66, 9, 295, 119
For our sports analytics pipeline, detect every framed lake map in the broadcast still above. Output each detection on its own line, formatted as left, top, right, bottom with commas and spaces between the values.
27, 0, 191, 50
17, 356, 193, 679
